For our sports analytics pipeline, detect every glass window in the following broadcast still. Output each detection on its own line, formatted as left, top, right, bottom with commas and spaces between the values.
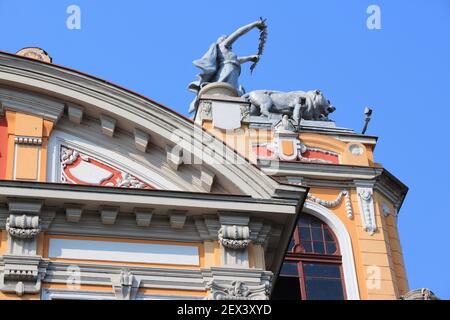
280, 262, 299, 276
272, 213, 346, 300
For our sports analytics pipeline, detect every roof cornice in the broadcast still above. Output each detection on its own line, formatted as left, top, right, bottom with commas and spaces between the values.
0, 51, 297, 199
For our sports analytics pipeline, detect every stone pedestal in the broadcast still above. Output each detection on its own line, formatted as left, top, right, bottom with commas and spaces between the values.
194, 83, 250, 130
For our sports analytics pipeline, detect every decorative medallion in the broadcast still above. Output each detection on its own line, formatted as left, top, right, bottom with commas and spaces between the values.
60, 146, 154, 189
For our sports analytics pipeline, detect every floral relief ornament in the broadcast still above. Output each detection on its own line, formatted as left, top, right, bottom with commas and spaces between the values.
60, 146, 151, 189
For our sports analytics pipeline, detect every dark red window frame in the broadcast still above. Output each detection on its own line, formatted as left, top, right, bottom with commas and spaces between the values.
273, 214, 347, 300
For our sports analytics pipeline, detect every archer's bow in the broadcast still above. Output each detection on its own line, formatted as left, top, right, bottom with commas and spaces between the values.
250, 17, 268, 74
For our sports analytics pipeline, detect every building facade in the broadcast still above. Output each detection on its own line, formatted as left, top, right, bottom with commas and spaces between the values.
0, 48, 409, 300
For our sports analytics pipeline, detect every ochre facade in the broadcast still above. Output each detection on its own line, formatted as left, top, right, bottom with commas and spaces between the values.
0, 49, 408, 300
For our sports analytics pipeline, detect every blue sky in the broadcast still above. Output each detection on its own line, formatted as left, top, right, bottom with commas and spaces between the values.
1, 0, 449, 299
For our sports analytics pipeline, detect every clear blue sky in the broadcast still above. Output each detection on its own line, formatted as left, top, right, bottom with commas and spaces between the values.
1, 0, 449, 299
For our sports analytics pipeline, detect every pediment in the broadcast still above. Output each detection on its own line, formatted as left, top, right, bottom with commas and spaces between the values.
0, 52, 303, 200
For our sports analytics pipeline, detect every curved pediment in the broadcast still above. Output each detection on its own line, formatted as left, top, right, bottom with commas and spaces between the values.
0, 51, 302, 199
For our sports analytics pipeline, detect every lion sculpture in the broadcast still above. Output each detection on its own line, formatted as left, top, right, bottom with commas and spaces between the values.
244, 89, 336, 124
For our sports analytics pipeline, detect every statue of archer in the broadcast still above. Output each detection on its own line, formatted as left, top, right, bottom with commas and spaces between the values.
188, 19, 267, 113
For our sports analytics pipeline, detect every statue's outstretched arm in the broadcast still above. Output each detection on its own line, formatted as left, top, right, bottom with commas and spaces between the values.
238, 55, 259, 64
223, 20, 264, 48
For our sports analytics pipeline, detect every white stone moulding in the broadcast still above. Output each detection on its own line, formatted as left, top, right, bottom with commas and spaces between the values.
356, 187, 377, 235
303, 201, 360, 300
48, 238, 200, 266
307, 190, 353, 219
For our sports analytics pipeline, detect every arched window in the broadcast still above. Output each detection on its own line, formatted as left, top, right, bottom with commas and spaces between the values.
272, 214, 346, 300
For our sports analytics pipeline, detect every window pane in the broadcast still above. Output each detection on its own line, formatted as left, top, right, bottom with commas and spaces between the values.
326, 242, 337, 255
299, 227, 311, 241
324, 228, 334, 241
280, 262, 299, 276
309, 216, 322, 227
312, 241, 325, 254
288, 238, 296, 252
271, 276, 302, 300
302, 241, 313, 253
298, 216, 310, 227
303, 264, 341, 278
311, 227, 323, 241
305, 278, 344, 300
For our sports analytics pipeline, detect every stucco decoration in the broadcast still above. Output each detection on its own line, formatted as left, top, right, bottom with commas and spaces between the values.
307, 190, 353, 219
257, 127, 339, 164
218, 225, 251, 249
357, 187, 377, 235
112, 269, 141, 300
400, 288, 440, 300
0, 256, 48, 296
60, 146, 154, 189
245, 89, 336, 124
207, 280, 269, 300
5, 214, 40, 239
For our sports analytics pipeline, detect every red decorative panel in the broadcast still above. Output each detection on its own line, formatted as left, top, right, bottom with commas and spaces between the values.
253, 141, 339, 165
301, 149, 339, 164
0, 116, 7, 180
60, 146, 154, 189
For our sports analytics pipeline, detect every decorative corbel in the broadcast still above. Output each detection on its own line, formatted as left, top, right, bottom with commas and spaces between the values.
169, 210, 187, 229
166, 145, 184, 171
356, 187, 377, 235
218, 225, 251, 250
112, 269, 141, 300
65, 205, 83, 223
67, 103, 84, 125
100, 206, 119, 225
218, 215, 251, 267
134, 128, 150, 153
134, 208, 153, 227
100, 114, 116, 137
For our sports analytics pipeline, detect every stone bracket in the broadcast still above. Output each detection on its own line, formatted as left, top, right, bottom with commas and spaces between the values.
67, 103, 84, 125
134, 128, 150, 153
100, 206, 119, 225
100, 114, 116, 137
169, 210, 187, 229
0, 255, 48, 297
111, 269, 141, 300
166, 145, 184, 171
355, 183, 377, 235
134, 208, 153, 227
65, 205, 83, 223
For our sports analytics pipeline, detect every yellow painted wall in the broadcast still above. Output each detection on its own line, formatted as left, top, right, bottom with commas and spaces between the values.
308, 187, 408, 300
4, 111, 53, 182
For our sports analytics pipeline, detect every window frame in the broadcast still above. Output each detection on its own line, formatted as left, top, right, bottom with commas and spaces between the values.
278, 214, 348, 300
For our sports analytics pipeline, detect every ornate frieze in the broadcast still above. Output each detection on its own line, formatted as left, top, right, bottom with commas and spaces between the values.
307, 190, 353, 219
206, 280, 269, 300
60, 146, 153, 189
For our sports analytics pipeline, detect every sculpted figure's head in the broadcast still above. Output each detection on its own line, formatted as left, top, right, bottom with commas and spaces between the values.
311, 89, 336, 119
